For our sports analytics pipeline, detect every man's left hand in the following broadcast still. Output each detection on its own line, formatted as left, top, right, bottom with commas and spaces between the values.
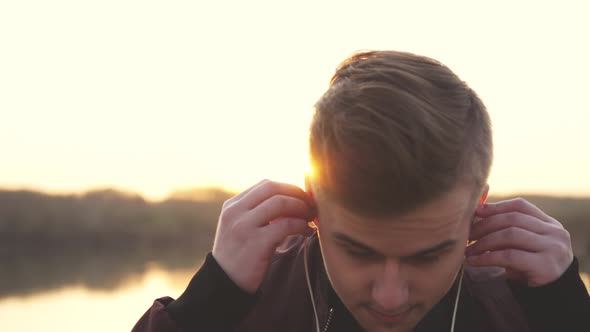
466, 197, 574, 287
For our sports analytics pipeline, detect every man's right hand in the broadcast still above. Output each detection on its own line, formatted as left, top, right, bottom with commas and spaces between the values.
212, 179, 316, 293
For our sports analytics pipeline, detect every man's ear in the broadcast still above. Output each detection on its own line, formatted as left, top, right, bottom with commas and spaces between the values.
480, 184, 490, 205
468, 184, 490, 245
304, 175, 312, 195
304, 175, 318, 227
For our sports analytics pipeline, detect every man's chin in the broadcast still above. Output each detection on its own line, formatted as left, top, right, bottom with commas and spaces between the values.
354, 306, 421, 332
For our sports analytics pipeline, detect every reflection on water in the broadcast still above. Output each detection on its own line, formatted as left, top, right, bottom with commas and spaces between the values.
0, 265, 588, 332
0, 264, 197, 332
0, 245, 209, 299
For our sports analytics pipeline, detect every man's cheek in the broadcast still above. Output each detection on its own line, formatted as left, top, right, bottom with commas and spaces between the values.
324, 246, 359, 281
323, 244, 347, 270
327, 256, 370, 300
329, 246, 363, 271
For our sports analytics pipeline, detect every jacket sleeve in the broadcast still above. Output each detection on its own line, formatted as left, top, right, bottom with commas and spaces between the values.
509, 256, 590, 332
132, 253, 258, 332
132, 297, 183, 332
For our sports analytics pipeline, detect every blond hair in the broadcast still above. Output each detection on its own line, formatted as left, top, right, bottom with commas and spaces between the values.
309, 50, 492, 217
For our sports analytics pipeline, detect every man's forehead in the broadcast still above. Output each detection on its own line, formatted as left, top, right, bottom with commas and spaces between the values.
322, 213, 467, 260
315, 180, 475, 214
310, 174, 479, 215
327, 214, 463, 241
318, 196, 472, 228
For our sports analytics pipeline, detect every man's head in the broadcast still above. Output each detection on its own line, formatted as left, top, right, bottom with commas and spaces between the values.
307, 50, 492, 332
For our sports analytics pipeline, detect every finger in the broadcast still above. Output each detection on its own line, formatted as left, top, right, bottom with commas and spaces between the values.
475, 198, 559, 226
262, 217, 311, 248
224, 179, 270, 207
245, 195, 315, 226
469, 211, 558, 241
476, 198, 559, 226
239, 180, 315, 211
466, 227, 546, 256
466, 249, 541, 273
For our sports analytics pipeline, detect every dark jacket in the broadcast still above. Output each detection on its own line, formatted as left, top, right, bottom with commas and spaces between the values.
133, 234, 590, 332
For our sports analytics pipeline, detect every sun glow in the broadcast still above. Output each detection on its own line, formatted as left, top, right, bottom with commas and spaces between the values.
0, 0, 588, 200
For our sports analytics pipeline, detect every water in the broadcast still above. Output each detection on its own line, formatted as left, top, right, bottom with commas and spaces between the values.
0, 265, 196, 332
1, 266, 588, 332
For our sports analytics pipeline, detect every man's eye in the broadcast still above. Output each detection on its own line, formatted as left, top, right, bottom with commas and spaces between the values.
346, 249, 373, 258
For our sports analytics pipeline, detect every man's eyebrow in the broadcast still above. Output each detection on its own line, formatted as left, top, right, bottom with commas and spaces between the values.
333, 232, 381, 255
409, 240, 457, 258
332, 232, 457, 258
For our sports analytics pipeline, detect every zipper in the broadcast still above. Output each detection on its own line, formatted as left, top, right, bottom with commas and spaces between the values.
322, 308, 334, 332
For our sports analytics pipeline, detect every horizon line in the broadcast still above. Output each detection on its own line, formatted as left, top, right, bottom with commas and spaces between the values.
2, 185, 590, 203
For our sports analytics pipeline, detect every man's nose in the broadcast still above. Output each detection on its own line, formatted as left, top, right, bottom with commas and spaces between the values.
371, 260, 409, 312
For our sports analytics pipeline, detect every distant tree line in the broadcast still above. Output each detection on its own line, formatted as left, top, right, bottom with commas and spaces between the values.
0, 188, 230, 254
0, 188, 230, 298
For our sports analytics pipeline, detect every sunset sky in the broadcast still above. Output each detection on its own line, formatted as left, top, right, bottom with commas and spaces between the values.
1, 1, 589, 201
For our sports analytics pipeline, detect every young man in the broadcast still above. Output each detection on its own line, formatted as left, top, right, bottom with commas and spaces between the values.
133, 51, 590, 332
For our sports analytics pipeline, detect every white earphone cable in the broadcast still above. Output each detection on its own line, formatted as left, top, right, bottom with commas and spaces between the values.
450, 263, 465, 332
304, 234, 321, 332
